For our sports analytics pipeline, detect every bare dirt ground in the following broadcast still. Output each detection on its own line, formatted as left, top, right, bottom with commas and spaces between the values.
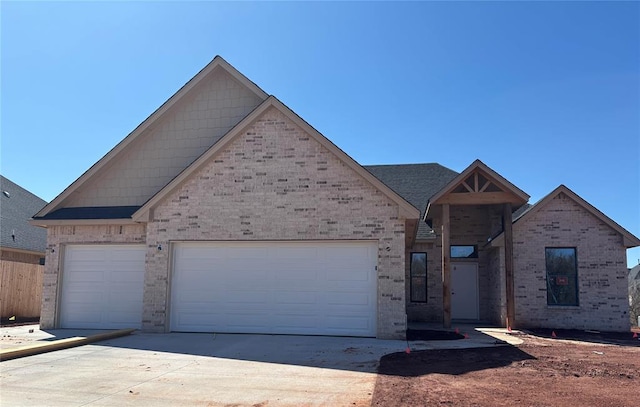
372, 331, 640, 407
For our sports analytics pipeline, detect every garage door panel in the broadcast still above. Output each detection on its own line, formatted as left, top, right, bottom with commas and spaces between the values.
272, 315, 317, 329
61, 245, 145, 329
226, 290, 269, 304
226, 246, 268, 258
274, 291, 318, 304
326, 316, 372, 331
171, 241, 377, 336
324, 292, 371, 306
174, 312, 227, 329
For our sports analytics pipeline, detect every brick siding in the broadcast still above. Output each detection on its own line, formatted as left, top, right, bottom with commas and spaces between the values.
143, 106, 407, 338
513, 192, 630, 332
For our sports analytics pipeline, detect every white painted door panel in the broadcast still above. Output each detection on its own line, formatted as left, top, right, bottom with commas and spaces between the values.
170, 241, 377, 336
60, 245, 145, 329
451, 262, 479, 320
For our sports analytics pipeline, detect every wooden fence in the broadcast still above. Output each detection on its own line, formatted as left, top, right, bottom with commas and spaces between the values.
0, 260, 44, 319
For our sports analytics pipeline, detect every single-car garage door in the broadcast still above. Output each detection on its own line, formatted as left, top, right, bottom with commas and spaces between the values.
170, 241, 377, 337
60, 245, 146, 329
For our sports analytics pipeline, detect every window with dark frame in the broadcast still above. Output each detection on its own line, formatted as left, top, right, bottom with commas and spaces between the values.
545, 247, 578, 306
410, 252, 427, 302
450, 245, 478, 259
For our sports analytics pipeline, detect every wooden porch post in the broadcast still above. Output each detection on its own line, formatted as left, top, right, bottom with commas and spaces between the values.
503, 202, 516, 329
442, 203, 451, 328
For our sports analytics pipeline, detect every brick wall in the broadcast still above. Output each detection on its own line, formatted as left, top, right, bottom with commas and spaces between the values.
513, 192, 630, 332
144, 106, 407, 339
39, 224, 146, 329
419, 205, 503, 323
486, 246, 506, 325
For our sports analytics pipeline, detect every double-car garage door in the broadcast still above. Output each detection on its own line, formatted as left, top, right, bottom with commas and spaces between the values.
60, 241, 377, 337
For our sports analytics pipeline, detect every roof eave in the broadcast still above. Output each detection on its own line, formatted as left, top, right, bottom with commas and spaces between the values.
29, 218, 140, 228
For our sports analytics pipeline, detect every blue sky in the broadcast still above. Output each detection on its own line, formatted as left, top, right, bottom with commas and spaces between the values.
1, 1, 639, 266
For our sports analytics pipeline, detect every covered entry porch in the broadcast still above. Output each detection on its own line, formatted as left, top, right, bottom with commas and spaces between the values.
422, 160, 529, 329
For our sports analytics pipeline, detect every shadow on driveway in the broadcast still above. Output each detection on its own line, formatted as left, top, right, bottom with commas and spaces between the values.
89, 331, 408, 373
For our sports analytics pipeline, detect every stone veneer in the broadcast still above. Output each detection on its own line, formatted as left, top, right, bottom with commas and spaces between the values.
143, 106, 407, 339
513, 192, 630, 331
39, 224, 147, 329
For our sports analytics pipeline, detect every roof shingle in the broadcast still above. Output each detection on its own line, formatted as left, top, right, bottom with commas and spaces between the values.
0, 176, 47, 253
364, 163, 458, 239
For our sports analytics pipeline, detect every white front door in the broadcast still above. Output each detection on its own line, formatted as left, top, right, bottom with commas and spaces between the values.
170, 241, 378, 337
451, 262, 479, 320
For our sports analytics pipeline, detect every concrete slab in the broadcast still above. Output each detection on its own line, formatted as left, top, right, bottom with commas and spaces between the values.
406, 323, 524, 349
1, 331, 407, 406
0, 324, 522, 406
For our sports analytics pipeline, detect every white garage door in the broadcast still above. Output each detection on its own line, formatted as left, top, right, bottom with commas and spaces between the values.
60, 245, 146, 329
170, 241, 377, 337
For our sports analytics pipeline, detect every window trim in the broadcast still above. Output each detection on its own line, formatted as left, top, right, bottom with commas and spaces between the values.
409, 252, 427, 303
545, 247, 579, 307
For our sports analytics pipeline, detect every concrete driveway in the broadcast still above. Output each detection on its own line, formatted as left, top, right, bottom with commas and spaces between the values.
1, 329, 409, 406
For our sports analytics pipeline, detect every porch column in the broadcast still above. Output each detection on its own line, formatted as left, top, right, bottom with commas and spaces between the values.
442, 203, 451, 328
503, 202, 516, 328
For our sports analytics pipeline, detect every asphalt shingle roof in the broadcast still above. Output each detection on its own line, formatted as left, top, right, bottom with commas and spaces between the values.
364, 163, 459, 240
36, 206, 141, 220
0, 176, 48, 253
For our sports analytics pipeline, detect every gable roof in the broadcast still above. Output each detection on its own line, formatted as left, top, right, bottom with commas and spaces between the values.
132, 96, 421, 222
424, 159, 529, 220
0, 176, 47, 254
364, 164, 458, 239
491, 184, 640, 248
34, 56, 268, 219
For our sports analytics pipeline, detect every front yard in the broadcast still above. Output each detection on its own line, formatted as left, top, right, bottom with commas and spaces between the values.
373, 331, 640, 407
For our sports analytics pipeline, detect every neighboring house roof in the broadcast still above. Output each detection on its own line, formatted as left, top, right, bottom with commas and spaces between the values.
34, 56, 269, 219
630, 265, 640, 289
131, 96, 421, 222
491, 184, 640, 248
0, 176, 47, 254
364, 163, 458, 239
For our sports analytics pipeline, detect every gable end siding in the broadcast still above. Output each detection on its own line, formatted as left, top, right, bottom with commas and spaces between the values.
64, 68, 264, 208
513, 192, 629, 331
143, 107, 407, 338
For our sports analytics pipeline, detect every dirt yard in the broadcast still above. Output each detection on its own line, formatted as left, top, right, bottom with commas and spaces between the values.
372, 332, 640, 407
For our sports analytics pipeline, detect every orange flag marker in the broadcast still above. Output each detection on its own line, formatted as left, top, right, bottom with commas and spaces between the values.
551, 331, 557, 338
405, 347, 411, 354
633, 332, 638, 339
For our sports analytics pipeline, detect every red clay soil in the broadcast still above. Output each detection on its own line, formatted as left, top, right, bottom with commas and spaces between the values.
372, 333, 640, 407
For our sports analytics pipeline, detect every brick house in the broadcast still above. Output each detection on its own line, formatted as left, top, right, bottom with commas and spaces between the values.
31, 57, 640, 338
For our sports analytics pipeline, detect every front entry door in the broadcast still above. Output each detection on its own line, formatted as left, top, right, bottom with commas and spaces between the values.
451, 262, 479, 320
